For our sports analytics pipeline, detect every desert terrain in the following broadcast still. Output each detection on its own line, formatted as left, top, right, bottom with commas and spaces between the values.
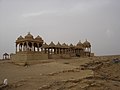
0, 55, 120, 90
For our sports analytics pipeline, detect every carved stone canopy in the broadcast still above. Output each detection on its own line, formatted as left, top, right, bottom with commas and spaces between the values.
83, 39, 91, 47
25, 32, 34, 39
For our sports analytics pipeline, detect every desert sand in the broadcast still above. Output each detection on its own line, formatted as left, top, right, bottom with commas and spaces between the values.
0, 55, 120, 90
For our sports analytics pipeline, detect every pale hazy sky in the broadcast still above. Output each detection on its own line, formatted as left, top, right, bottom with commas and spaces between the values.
0, 0, 120, 58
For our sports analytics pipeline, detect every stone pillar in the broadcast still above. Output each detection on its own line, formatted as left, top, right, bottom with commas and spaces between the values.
62, 49, 64, 54
65, 49, 67, 54
41, 48, 43, 52
73, 49, 75, 54
90, 47, 91, 53
60, 48, 61, 54
26, 41, 28, 51
51, 48, 52, 54
45, 48, 47, 53
55, 48, 57, 54
16, 43, 17, 53
57, 48, 58, 54
49, 48, 51, 54
59, 48, 60, 54
44, 48, 46, 53
88, 48, 89, 52
53, 48, 54, 54
31, 42, 34, 51
22, 42, 24, 51
34, 44, 35, 52
37, 43, 39, 52
54, 48, 56, 54
21, 44, 22, 51
19, 43, 22, 52
58, 48, 60, 54
64, 48, 66, 54
48, 48, 49, 54
63, 49, 64, 54
66, 49, 68, 54
61, 48, 63, 54
89, 47, 91, 57
57, 48, 59, 54
65, 49, 66, 54
19, 44, 20, 52
64, 49, 66, 54
52, 48, 54, 54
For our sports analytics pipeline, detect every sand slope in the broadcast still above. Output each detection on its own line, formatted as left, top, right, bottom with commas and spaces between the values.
0, 56, 120, 90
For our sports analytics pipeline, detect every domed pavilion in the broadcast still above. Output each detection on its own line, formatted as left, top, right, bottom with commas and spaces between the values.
83, 39, 91, 57
16, 32, 43, 52
11, 32, 48, 63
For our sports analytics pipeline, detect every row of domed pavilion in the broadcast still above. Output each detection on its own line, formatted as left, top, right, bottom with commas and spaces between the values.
16, 32, 91, 57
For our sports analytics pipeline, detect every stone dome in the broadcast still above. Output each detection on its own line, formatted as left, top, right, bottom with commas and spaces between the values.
69, 44, 74, 47
56, 42, 62, 48
76, 41, 84, 49
77, 40, 83, 47
41, 43, 49, 48
62, 43, 69, 48
83, 39, 91, 47
35, 35, 42, 41
17, 35, 23, 40
25, 32, 33, 39
49, 41, 55, 47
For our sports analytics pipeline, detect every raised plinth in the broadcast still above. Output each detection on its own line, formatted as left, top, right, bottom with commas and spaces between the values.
11, 51, 48, 65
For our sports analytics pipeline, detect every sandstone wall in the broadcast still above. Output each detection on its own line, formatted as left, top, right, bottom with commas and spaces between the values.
11, 52, 48, 64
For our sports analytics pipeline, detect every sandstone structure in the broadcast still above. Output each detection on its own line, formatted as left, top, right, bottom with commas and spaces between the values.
11, 32, 94, 63
3, 53, 10, 60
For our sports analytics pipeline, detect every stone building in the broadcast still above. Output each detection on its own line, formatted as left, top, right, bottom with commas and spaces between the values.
3, 53, 10, 60
11, 32, 93, 63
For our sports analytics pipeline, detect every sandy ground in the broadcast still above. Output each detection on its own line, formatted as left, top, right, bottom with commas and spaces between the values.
0, 55, 120, 90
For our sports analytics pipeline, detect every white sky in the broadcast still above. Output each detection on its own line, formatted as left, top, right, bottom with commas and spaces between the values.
0, 0, 120, 58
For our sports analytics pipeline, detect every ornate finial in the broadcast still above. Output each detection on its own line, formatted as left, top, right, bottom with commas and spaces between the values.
79, 40, 81, 43
58, 42, 60, 44
28, 32, 30, 34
